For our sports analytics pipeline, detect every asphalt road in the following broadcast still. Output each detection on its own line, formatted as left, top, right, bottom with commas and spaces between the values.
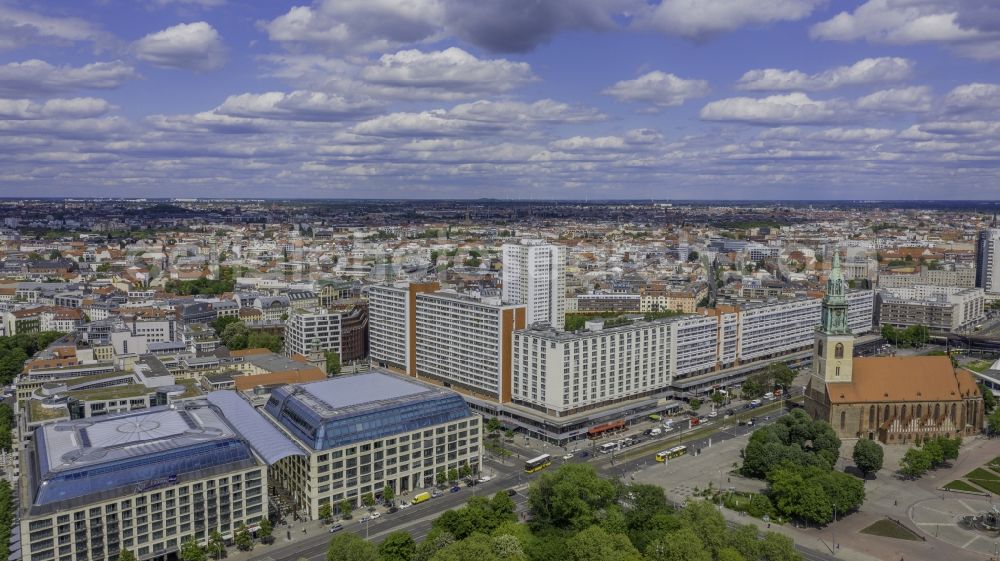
251, 399, 838, 561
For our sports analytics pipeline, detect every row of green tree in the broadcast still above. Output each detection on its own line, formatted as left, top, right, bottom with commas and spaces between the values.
740, 410, 864, 525
165, 266, 236, 296
0, 481, 12, 561
880, 325, 930, 348
0, 331, 65, 384
0, 403, 13, 452
328, 464, 802, 561
899, 436, 962, 479
165, 521, 271, 561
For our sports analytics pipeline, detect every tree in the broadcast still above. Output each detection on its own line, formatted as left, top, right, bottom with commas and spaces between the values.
687, 251, 699, 262
690, 398, 702, 410
119, 549, 138, 561
486, 417, 502, 435
362, 492, 376, 510
180, 537, 207, 561
258, 518, 273, 545
212, 315, 239, 335
980, 383, 996, 414
436, 469, 448, 487
646, 528, 711, 561
325, 350, 342, 376
989, 408, 1000, 435
767, 362, 797, 389
206, 530, 226, 559
566, 526, 644, 561
711, 392, 725, 406
900, 447, 932, 479
327, 532, 378, 561
852, 439, 884, 479
922, 438, 945, 467
759, 532, 800, 561
459, 463, 473, 480
379, 531, 416, 561
741, 409, 840, 478
527, 464, 617, 532
234, 523, 253, 551
383, 485, 396, 506
339, 499, 354, 519
319, 502, 332, 522
447, 468, 459, 484
220, 321, 249, 350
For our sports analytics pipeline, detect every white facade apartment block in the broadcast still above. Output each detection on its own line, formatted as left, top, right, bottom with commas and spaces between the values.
285, 307, 343, 357
737, 298, 820, 363
414, 292, 522, 400
672, 316, 719, 378
502, 239, 566, 329
368, 285, 409, 372
845, 289, 875, 334
512, 320, 673, 414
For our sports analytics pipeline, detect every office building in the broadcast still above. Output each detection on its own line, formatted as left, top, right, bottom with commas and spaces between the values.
284, 305, 369, 362
502, 239, 566, 328
18, 397, 284, 561
879, 268, 975, 289
263, 371, 482, 519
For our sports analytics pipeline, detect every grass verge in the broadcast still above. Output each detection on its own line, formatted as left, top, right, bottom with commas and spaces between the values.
860, 519, 922, 541
943, 479, 983, 493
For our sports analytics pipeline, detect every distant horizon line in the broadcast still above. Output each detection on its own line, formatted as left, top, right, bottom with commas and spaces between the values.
3, 197, 1000, 204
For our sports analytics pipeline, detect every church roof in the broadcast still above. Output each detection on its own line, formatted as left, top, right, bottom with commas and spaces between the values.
826, 355, 980, 404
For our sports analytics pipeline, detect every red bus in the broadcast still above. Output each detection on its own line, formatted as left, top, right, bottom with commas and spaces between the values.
587, 419, 626, 439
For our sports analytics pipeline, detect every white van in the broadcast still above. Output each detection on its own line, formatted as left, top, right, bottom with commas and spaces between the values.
763, 392, 774, 400
600, 442, 620, 454
649, 427, 662, 436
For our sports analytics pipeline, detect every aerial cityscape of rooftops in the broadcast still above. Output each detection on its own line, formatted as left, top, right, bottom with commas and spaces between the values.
4, 1, 1000, 561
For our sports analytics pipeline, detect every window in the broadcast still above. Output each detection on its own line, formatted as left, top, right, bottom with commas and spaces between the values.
840, 411, 846, 429
834, 343, 844, 359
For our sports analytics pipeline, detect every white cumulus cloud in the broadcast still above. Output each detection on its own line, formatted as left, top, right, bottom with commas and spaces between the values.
602, 71, 710, 108
214, 91, 381, 121
855, 86, 932, 112
737, 57, 913, 91
643, 0, 823, 38
133, 22, 227, 71
360, 48, 535, 99
944, 83, 1000, 113
700, 93, 846, 125
0, 97, 112, 120
0, 59, 138, 98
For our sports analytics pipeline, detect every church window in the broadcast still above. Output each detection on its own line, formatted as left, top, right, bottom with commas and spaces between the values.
817, 341, 823, 357
869, 405, 875, 427
901, 405, 907, 419
835, 366, 840, 377
934, 404, 940, 419
950, 404, 956, 423
884, 404, 891, 421
916, 404, 922, 418
840, 411, 846, 429
834, 343, 844, 359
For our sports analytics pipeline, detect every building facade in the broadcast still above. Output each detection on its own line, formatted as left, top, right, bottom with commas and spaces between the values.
19, 401, 274, 561
263, 372, 482, 519
501, 239, 566, 329
975, 224, 1000, 293
877, 286, 985, 332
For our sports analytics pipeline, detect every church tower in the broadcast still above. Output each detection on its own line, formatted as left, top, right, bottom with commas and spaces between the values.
806, 250, 854, 419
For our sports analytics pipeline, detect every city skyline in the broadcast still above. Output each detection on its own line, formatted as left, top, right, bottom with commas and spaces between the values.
1, 1, 999, 199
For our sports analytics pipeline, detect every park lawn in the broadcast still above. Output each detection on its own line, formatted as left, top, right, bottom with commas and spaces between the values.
860, 519, 922, 541
943, 479, 983, 493
967, 477, 1000, 495
964, 468, 1000, 481
988, 456, 1000, 471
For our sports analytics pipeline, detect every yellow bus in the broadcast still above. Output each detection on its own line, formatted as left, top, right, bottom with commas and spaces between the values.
412, 491, 431, 504
655, 445, 688, 462
524, 454, 552, 473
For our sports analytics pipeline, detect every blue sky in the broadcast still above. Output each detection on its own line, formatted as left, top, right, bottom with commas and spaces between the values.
1, 0, 999, 199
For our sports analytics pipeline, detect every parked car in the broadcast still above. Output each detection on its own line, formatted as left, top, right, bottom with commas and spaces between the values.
649, 427, 662, 436
579, 451, 590, 458
450, 486, 461, 493
388, 506, 399, 513
750, 399, 762, 407
370, 512, 381, 520
431, 489, 442, 498
726, 408, 736, 416
359, 515, 371, 523
708, 410, 718, 418
398, 501, 411, 510
477, 475, 493, 483
329, 524, 344, 533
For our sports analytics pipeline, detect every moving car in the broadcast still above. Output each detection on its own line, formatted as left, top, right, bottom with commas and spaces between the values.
431, 489, 443, 498
450, 485, 461, 493
413, 491, 432, 504
750, 399, 762, 407
329, 524, 344, 533
370, 512, 381, 520
505, 489, 517, 496
562, 453, 574, 460
398, 501, 412, 509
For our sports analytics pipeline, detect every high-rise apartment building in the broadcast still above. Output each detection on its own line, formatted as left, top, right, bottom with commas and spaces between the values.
284, 305, 369, 362
975, 220, 1000, 293
368, 282, 439, 374
502, 239, 566, 329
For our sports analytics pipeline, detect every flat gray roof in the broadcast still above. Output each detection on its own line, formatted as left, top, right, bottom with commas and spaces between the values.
39, 404, 237, 473
298, 372, 427, 410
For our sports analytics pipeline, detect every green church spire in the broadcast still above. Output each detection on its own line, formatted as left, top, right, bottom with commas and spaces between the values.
821, 248, 850, 334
